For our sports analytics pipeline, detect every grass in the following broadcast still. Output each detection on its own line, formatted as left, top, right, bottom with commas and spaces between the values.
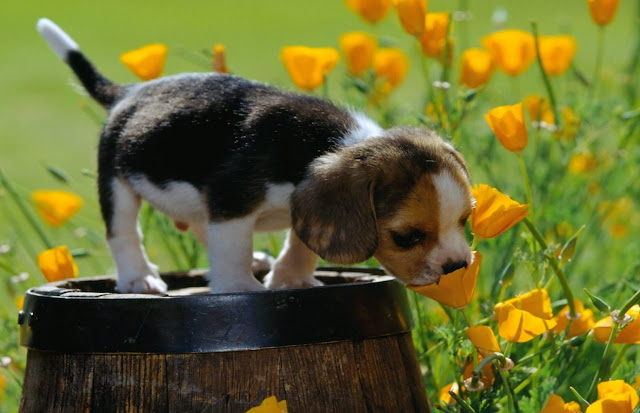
2, 0, 640, 411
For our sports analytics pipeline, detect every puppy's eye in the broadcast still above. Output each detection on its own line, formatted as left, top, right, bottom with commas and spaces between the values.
392, 229, 428, 249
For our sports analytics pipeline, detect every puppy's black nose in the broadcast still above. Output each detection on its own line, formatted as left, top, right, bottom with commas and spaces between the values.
442, 260, 468, 275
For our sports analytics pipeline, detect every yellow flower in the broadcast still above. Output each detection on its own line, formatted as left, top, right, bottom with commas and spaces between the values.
37, 246, 78, 282
15, 295, 24, 310
280, 46, 340, 92
553, 299, 595, 338
31, 190, 83, 228
538, 35, 578, 76
568, 153, 597, 175
593, 305, 640, 344
482, 30, 536, 76
459, 48, 494, 89
494, 289, 557, 342
471, 184, 530, 239
586, 398, 632, 413
466, 325, 501, 356
523, 94, 555, 125
586, 0, 620, 26
245, 396, 288, 413
484, 103, 529, 152
439, 382, 459, 405
393, 0, 427, 37
120, 43, 168, 81
345, 0, 392, 24
541, 394, 583, 413
419, 12, 451, 59
339, 31, 378, 77
372, 47, 410, 89
408, 252, 482, 309
212, 44, 229, 74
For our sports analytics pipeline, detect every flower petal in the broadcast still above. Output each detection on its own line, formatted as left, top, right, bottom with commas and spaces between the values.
409, 252, 482, 309
466, 325, 501, 356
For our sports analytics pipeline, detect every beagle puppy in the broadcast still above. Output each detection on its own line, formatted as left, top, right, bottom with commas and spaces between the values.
37, 19, 473, 294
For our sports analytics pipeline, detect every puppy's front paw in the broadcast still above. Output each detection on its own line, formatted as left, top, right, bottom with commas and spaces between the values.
263, 271, 324, 290
117, 274, 168, 294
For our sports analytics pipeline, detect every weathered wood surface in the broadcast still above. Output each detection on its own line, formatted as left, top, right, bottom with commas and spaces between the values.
20, 333, 430, 413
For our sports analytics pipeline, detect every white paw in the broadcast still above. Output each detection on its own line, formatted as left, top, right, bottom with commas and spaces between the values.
252, 251, 275, 274
263, 271, 324, 290
208, 273, 267, 294
116, 274, 168, 294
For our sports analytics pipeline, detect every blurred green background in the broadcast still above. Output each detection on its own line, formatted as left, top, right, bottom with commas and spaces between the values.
1, 0, 636, 189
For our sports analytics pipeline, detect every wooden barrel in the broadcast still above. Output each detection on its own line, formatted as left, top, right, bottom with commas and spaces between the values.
19, 268, 430, 413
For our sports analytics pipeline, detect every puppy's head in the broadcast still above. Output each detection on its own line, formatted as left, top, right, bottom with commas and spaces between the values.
291, 126, 473, 286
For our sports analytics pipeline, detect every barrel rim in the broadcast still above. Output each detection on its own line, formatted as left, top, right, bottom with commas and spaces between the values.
19, 267, 414, 353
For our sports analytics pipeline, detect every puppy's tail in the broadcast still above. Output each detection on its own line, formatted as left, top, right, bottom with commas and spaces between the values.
36, 18, 124, 108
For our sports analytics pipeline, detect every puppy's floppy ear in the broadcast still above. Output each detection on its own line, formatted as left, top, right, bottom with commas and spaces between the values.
291, 152, 378, 264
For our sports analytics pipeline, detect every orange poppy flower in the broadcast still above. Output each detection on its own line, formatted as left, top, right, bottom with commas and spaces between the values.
245, 395, 288, 413
541, 394, 582, 413
339, 31, 378, 77
459, 48, 494, 89
482, 30, 536, 76
585, 380, 639, 413
523, 94, 555, 125
586, 0, 620, 26
37, 245, 78, 282
419, 12, 451, 58
372, 47, 410, 89
484, 103, 529, 152
280, 46, 339, 92
393, 0, 427, 37
408, 252, 482, 309
593, 305, 640, 344
345, 0, 392, 24
212, 44, 229, 74
120, 43, 168, 81
470, 184, 530, 239
553, 299, 595, 338
538, 35, 578, 77
466, 325, 501, 356
31, 190, 83, 227
494, 289, 557, 342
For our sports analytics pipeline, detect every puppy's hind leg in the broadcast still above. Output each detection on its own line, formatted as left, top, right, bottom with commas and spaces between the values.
104, 178, 167, 293
206, 216, 267, 293
263, 230, 323, 289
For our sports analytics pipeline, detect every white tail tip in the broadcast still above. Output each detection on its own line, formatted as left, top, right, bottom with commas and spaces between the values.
36, 18, 79, 61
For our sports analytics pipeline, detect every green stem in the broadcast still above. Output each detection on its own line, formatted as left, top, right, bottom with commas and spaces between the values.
586, 322, 620, 400
517, 153, 534, 218
0, 169, 53, 249
609, 344, 631, 378
523, 218, 577, 318
531, 21, 560, 128
499, 369, 519, 413
591, 26, 606, 98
